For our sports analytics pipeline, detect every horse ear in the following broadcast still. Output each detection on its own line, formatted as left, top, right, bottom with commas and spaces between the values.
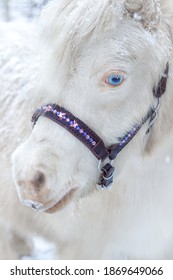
125, 0, 161, 31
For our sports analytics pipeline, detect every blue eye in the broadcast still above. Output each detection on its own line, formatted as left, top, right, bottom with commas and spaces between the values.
106, 74, 124, 86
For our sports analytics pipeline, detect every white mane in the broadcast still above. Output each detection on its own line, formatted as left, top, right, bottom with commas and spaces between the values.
37, 0, 172, 89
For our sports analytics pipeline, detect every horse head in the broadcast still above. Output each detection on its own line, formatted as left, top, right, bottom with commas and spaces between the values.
12, 0, 173, 213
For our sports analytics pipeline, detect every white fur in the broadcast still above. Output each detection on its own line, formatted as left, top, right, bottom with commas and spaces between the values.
1, 0, 173, 259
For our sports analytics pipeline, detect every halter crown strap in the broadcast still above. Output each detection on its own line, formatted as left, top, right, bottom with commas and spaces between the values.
153, 63, 169, 98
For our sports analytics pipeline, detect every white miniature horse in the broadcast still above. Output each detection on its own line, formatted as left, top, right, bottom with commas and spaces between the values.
4, 0, 173, 259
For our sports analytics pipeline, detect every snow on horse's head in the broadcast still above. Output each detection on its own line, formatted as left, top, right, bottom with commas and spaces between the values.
12, 0, 172, 213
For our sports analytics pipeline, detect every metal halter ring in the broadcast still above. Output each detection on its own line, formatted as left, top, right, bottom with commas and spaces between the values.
146, 98, 161, 134
97, 159, 115, 189
98, 159, 113, 174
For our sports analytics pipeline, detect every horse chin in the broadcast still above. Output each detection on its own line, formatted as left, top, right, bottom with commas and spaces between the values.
20, 187, 78, 214
45, 187, 78, 214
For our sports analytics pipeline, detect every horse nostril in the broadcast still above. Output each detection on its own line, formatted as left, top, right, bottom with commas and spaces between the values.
31, 171, 46, 190
31, 203, 38, 210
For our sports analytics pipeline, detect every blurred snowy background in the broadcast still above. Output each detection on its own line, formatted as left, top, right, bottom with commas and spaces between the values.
0, 0, 48, 22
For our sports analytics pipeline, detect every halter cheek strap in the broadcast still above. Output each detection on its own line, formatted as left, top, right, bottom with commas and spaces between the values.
32, 64, 169, 189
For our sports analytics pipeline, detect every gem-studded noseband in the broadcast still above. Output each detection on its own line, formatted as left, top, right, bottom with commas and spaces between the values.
32, 64, 169, 189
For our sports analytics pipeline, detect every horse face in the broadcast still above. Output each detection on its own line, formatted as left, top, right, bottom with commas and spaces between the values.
12, 0, 171, 213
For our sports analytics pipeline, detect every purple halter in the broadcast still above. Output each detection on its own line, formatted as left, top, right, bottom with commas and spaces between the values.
32, 64, 169, 189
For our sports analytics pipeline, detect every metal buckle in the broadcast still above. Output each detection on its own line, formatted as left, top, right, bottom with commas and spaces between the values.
96, 160, 115, 190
